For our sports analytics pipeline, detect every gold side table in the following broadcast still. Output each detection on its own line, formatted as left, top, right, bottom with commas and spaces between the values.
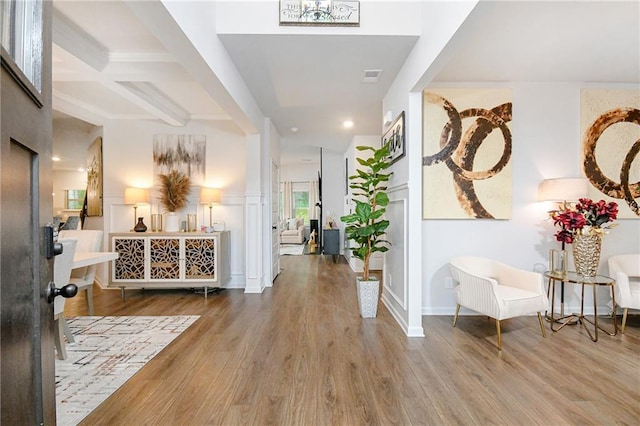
544, 271, 618, 342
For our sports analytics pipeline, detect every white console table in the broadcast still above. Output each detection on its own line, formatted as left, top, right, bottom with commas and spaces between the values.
109, 231, 230, 299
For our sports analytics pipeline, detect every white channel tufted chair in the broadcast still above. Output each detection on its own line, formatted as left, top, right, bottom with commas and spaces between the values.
607, 254, 640, 334
449, 256, 548, 350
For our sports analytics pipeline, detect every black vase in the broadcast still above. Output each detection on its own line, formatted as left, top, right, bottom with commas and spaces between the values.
134, 217, 147, 232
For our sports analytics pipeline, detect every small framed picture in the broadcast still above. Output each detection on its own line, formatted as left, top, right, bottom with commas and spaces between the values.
382, 111, 405, 165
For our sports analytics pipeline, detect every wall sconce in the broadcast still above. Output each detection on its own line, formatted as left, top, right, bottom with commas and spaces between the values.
124, 187, 149, 229
200, 187, 222, 226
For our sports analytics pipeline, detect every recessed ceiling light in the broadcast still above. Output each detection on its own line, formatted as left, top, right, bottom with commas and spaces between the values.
52, 156, 61, 162
78, 167, 85, 172
343, 120, 354, 129
291, 127, 298, 133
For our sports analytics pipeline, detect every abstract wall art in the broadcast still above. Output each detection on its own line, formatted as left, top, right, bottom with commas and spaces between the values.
86, 137, 103, 216
581, 88, 640, 218
422, 88, 513, 219
153, 134, 206, 186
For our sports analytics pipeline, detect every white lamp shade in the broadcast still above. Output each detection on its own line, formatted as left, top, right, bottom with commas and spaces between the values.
537, 178, 589, 202
124, 187, 149, 205
200, 187, 221, 205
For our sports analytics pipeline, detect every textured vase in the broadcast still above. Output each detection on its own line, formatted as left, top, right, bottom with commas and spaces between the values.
165, 212, 179, 232
133, 217, 147, 232
572, 233, 602, 277
357, 278, 379, 318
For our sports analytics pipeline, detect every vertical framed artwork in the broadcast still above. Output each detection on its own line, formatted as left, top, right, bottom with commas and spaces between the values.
382, 111, 405, 165
422, 88, 513, 219
581, 88, 640, 218
86, 136, 103, 216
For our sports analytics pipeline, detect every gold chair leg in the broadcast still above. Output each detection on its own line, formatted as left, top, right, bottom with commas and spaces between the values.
453, 304, 461, 327
537, 312, 547, 338
621, 308, 628, 334
496, 319, 502, 350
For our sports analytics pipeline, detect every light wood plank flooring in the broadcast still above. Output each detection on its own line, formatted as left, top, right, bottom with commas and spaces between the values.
65, 254, 640, 425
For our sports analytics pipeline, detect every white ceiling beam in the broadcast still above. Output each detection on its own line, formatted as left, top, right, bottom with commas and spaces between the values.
53, 9, 109, 72
111, 81, 188, 127
53, 89, 107, 126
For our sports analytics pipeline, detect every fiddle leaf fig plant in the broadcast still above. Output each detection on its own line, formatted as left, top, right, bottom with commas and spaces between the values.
340, 143, 392, 281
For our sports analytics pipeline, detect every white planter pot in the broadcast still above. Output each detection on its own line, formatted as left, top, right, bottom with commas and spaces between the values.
164, 212, 179, 232
357, 278, 379, 318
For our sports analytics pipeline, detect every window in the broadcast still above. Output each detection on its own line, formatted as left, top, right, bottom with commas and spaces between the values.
65, 189, 86, 210
1, 0, 43, 93
293, 190, 309, 224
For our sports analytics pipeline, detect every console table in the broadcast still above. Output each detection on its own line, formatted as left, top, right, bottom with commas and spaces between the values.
109, 231, 230, 299
545, 271, 617, 342
323, 228, 340, 263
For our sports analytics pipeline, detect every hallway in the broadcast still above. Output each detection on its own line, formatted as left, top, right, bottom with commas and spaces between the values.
66, 255, 640, 425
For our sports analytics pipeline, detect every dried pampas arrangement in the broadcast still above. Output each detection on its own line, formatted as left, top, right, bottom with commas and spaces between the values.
158, 170, 191, 212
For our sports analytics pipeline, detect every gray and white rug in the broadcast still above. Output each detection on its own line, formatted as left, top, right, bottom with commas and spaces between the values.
279, 244, 305, 255
55, 315, 199, 426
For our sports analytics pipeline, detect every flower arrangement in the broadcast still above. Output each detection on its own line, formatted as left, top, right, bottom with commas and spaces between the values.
550, 198, 618, 244
158, 170, 191, 212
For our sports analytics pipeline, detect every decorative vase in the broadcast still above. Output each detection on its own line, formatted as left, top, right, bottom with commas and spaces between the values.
572, 233, 602, 277
357, 277, 379, 318
133, 217, 147, 232
165, 212, 179, 232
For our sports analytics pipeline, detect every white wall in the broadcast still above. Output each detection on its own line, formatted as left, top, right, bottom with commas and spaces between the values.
321, 148, 345, 253
381, 1, 639, 335
422, 82, 640, 316
96, 118, 247, 288
280, 162, 320, 183
52, 170, 86, 217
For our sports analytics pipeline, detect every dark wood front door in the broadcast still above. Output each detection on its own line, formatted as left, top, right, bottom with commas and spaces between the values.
1, 1, 55, 424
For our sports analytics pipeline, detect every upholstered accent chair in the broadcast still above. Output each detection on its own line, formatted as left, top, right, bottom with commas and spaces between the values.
280, 218, 305, 244
54, 239, 77, 360
58, 229, 104, 315
608, 254, 640, 334
449, 256, 548, 350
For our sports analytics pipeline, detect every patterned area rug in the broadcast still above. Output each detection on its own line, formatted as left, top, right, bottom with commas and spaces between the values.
55, 315, 199, 426
280, 244, 305, 255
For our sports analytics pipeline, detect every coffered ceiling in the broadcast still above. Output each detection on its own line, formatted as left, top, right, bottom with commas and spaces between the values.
51, 1, 639, 171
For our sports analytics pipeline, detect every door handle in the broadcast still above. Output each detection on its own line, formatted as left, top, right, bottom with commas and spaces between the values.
45, 282, 78, 304
272, 226, 277, 230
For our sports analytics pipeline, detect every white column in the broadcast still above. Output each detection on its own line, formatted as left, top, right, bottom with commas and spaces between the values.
407, 92, 425, 337
245, 133, 264, 293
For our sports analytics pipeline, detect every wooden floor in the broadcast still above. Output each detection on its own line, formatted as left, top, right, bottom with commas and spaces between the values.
65, 254, 640, 425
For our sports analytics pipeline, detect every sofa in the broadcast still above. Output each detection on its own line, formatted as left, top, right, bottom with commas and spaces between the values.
280, 218, 305, 244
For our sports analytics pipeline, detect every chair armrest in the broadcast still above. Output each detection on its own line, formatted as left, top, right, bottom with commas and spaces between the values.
613, 271, 633, 306
495, 264, 546, 294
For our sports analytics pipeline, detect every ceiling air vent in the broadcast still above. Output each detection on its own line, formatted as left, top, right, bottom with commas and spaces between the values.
362, 69, 382, 83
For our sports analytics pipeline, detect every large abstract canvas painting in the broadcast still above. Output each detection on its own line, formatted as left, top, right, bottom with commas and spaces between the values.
153, 134, 206, 186
581, 88, 640, 218
422, 88, 513, 219
86, 137, 103, 216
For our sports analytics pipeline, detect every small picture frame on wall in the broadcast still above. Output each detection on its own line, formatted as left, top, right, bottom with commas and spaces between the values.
382, 111, 405, 165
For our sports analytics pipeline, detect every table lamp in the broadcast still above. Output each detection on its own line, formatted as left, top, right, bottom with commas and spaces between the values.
537, 177, 588, 319
124, 187, 149, 230
200, 187, 221, 227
